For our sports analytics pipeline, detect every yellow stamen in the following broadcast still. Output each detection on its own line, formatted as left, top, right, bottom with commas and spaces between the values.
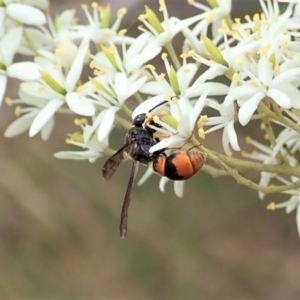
15, 106, 22, 117
77, 85, 85, 91
249, 80, 258, 87
180, 53, 188, 59
5, 97, 12, 106
267, 202, 276, 210
161, 53, 168, 60
240, 150, 248, 158
153, 115, 160, 123
159, 0, 166, 11
244, 15, 251, 22
74, 118, 87, 126
171, 96, 178, 103
253, 13, 260, 22
146, 64, 155, 71
232, 73, 239, 84
198, 128, 205, 139
89, 60, 96, 69
245, 136, 252, 144
257, 44, 271, 55
138, 14, 147, 21
118, 29, 127, 36
117, 8, 127, 17
65, 138, 73, 144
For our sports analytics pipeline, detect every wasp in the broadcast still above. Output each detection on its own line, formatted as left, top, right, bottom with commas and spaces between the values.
102, 100, 206, 238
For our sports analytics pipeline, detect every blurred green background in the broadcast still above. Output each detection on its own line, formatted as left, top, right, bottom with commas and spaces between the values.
0, 0, 300, 298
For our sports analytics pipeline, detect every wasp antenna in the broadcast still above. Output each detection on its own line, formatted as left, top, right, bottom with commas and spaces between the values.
149, 99, 169, 112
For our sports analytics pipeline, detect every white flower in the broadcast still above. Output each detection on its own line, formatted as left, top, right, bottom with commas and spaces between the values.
227, 55, 300, 126
71, 3, 132, 45
138, 0, 209, 46
6, 38, 91, 138
269, 175, 300, 236
92, 32, 162, 75
182, 0, 232, 53
54, 124, 108, 163
84, 71, 147, 142
0, 26, 23, 106
204, 99, 240, 156
18, 9, 78, 56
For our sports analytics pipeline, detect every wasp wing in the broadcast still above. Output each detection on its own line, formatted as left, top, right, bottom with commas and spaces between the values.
102, 142, 132, 181
120, 160, 139, 239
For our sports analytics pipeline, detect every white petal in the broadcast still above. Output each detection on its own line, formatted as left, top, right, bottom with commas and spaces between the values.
7, 62, 40, 81
65, 40, 89, 92
286, 197, 298, 213
159, 177, 169, 193
174, 181, 185, 198
276, 83, 300, 109
189, 90, 208, 130
97, 107, 118, 141
150, 135, 184, 153
222, 126, 231, 156
258, 55, 272, 85
267, 88, 292, 109
124, 76, 147, 101
186, 82, 228, 98
132, 95, 166, 119
35, 57, 64, 85
238, 92, 265, 126
54, 150, 100, 160
137, 167, 155, 186
226, 119, 240, 151
4, 110, 38, 137
229, 85, 256, 100
0, 27, 23, 65
177, 63, 198, 92
84, 111, 105, 144
126, 44, 162, 74
6, 4, 46, 25
29, 99, 64, 137
26, 0, 49, 10
272, 68, 300, 86
193, 63, 227, 85
0, 8, 5, 37
40, 117, 54, 140
297, 204, 300, 237
139, 81, 165, 95
0, 74, 7, 106
66, 92, 95, 116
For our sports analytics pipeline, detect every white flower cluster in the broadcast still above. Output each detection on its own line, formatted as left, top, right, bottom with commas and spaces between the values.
2, 0, 300, 234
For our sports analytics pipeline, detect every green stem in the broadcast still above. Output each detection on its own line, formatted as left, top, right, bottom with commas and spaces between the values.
199, 145, 300, 194
259, 102, 300, 135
